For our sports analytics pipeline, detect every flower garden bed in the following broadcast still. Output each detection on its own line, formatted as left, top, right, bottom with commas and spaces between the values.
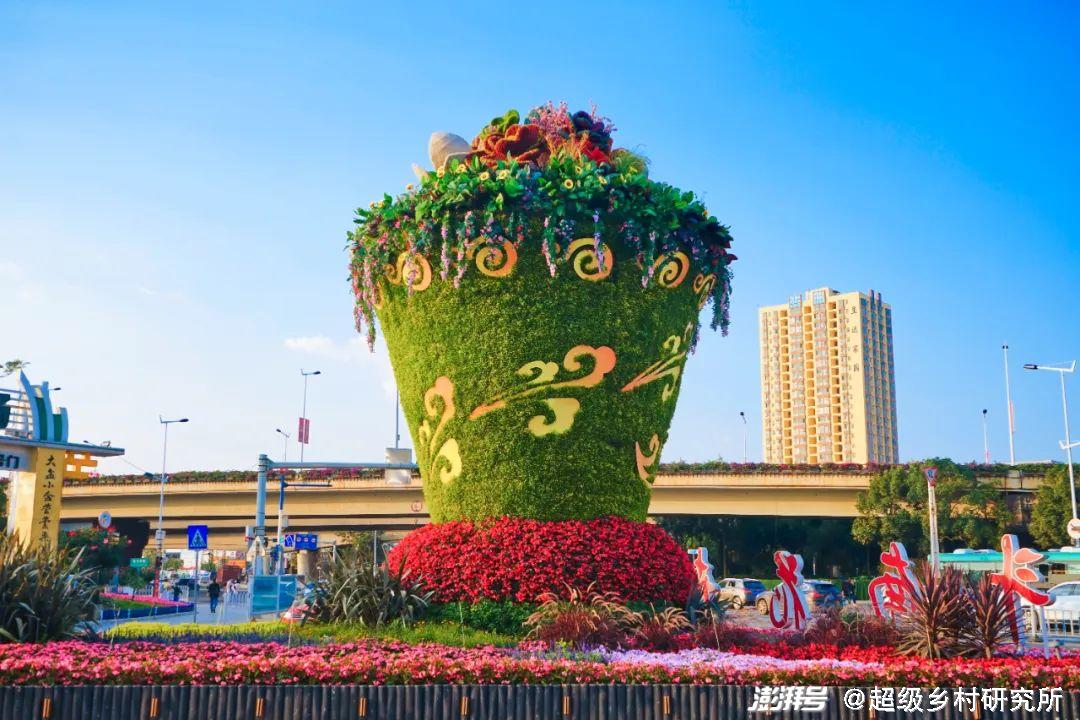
387, 517, 694, 603
99, 592, 194, 620
2, 639, 1077, 688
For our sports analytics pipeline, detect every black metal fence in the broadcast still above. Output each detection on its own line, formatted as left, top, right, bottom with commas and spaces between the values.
1, 685, 1076, 720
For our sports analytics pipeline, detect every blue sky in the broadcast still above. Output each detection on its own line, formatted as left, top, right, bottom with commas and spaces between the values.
2, 2, 1078, 474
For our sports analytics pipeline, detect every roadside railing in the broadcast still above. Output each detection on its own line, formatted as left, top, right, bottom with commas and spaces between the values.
1027, 606, 1080, 643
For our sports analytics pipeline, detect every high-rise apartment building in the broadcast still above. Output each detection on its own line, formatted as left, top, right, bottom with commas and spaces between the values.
759, 287, 898, 464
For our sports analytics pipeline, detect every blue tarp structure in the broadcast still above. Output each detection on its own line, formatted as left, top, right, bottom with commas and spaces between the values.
249, 574, 297, 616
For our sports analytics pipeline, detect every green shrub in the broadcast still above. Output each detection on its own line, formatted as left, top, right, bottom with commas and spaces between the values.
427, 600, 534, 636
0, 535, 97, 643
304, 548, 431, 626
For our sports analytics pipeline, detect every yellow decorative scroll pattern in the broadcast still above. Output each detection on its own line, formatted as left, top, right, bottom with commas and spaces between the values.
469, 345, 617, 437
651, 251, 691, 288
635, 434, 661, 484
693, 272, 716, 310
468, 240, 518, 278
417, 376, 462, 484
620, 323, 693, 402
385, 252, 433, 292
565, 238, 614, 281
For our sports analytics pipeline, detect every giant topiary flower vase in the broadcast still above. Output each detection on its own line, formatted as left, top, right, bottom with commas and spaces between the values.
350, 103, 736, 602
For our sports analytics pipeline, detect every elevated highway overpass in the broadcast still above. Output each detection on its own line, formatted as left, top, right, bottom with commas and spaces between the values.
58, 466, 1044, 551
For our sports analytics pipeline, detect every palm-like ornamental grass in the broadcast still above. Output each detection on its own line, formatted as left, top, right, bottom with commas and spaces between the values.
303, 547, 432, 627
957, 572, 1017, 659
898, 564, 969, 659
0, 534, 97, 643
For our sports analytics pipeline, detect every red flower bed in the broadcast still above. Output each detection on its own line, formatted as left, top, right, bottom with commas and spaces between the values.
387, 516, 695, 603
100, 592, 189, 608
1, 640, 1078, 688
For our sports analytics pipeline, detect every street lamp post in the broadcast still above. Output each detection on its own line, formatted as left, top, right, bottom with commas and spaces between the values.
1024, 361, 1077, 544
154, 416, 189, 597
299, 370, 321, 463
739, 411, 747, 463
1003, 345, 1016, 465
981, 409, 990, 464
924, 466, 941, 569
276, 428, 290, 463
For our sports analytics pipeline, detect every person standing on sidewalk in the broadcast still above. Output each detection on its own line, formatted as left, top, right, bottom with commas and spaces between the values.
207, 579, 221, 613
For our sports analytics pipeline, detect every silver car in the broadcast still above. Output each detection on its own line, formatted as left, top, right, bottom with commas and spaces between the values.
716, 577, 767, 609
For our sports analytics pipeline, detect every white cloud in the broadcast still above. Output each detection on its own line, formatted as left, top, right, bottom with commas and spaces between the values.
283, 335, 374, 362
284, 335, 398, 401
284, 335, 336, 355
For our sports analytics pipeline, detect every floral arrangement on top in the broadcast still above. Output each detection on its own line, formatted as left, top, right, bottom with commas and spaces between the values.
348, 102, 736, 349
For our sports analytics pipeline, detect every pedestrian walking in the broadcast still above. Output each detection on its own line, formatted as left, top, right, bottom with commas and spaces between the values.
208, 580, 221, 613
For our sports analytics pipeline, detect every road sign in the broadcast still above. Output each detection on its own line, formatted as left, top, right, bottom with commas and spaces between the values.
187, 524, 209, 550
1068, 518, 1080, 541
923, 467, 938, 487
97, 511, 112, 529
130, 557, 149, 568
283, 532, 318, 551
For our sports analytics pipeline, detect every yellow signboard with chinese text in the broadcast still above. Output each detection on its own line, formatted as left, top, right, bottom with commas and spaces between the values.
6, 448, 63, 549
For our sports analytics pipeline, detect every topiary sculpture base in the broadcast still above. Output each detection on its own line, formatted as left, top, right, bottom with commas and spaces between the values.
387, 516, 695, 604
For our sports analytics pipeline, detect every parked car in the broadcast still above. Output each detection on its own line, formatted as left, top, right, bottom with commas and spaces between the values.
1026, 581, 1080, 635
716, 578, 767, 609
1045, 582, 1080, 611
755, 580, 843, 614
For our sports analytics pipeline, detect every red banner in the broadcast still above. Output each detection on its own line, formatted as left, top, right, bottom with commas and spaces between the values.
298, 417, 310, 444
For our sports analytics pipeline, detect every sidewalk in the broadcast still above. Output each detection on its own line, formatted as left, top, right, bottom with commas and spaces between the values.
94, 598, 256, 632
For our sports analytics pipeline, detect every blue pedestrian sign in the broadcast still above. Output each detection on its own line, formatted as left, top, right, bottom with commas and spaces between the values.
187, 524, 209, 550
284, 532, 318, 551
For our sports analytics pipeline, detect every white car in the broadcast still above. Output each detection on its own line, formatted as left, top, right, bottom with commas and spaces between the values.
1027, 582, 1080, 636
1045, 582, 1080, 611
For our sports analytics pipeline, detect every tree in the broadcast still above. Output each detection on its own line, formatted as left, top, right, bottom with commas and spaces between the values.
1, 360, 28, 378
58, 527, 134, 585
659, 515, 876, 577
1030, 465, 1075, 549
853, 459, 1009, 557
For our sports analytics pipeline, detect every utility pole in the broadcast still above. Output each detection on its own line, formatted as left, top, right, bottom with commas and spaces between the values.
299, 369, 321, 463
154, 416, 188, 597
1024, 361, 1077, 544
1003, 345, 1016, 465
739, 411, 748, 463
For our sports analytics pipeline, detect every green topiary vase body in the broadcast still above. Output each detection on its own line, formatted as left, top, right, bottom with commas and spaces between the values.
377, 233, 712, 523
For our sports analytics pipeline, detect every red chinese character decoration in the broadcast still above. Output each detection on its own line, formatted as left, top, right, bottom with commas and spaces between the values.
990, 533, 1051, 644
868, 541, 922, 619
689, 547, 720, 598
769, 550, 810, 630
